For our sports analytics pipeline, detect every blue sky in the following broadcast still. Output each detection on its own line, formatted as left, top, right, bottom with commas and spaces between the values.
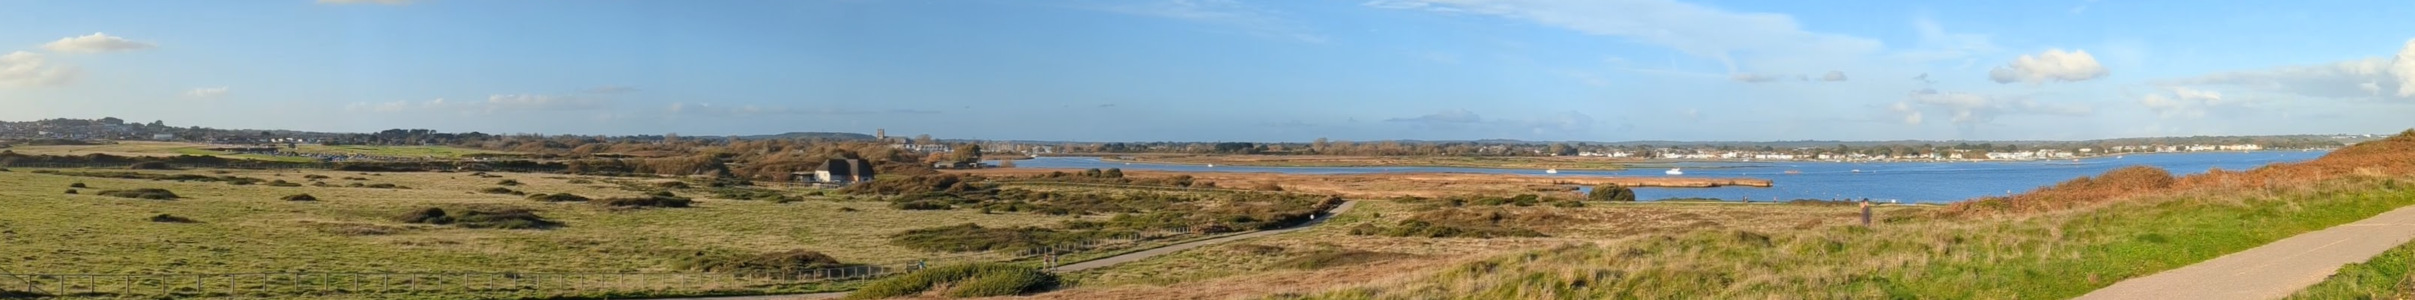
3, 0, 2413, 142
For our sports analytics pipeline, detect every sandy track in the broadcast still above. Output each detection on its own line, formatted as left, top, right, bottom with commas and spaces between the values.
2078, 204, 2415, 300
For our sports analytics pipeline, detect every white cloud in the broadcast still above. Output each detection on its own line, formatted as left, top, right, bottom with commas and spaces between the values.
1896, 89, 2091, 131
1896, 17, 2000, 64
317, 0, 412, 5
183, 87, 229, 98
0, 51, 77, 87
1367, 0, 1881, 73
2137, 87, 2230, 118
40, 33, 155, 53
2393, 39, 2415, 97
1821, 70, 1848, 82
2164, 39, 2415, 101
1104, 0, 1326, 43
1989, 49, 2107, 84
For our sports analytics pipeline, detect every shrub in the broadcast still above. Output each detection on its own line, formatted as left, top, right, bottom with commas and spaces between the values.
362, 183, 406, 189
838, 207, 859, 212
526, 193, 591, 202
96, 188, 179, 200
64, 189, 76, 194
891, 200, 951, 210
889, 224, 1068, 253
597, 195, 693, 208
397, 207, 560, 229
1254, 182, 1286, 191
1588, 184, 1636, 201
565, 179, 594, 184
148, 214, 199, 223
127, 161, 176, 170
281, 194, 319, 201
847, 263, 1058, 299
497, 179, 522, 186
265, 180, 303, 187
682, 249, 853, 279
478, 187, 518, 194
68, 182, 86, 188
303, 174, 330, 180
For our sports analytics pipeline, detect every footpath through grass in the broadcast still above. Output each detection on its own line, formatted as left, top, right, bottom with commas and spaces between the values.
1289, 177, 2415, 299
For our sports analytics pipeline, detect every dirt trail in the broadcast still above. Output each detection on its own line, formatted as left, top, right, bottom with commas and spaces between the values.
2078, 204, 2415, 300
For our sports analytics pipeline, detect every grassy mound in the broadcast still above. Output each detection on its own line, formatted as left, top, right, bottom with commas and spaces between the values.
681, 249, 853, 279
889, 224, 1071, 253
526, 193, 591, 202
127, 161, 177, 170
497, 179, 522, 186
1349, 208, 1552, 238
395, 207, 561, 229
597, 194, 694, 208
148, 214, 199, 223
280, 194, 318, 201
96, 188, 179, 200
847, 263, 1059, 299
67, 182, 85, 188
478, 187, 518, 194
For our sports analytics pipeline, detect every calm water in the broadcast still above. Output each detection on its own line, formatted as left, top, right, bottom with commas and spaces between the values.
998, 151, 2330, 203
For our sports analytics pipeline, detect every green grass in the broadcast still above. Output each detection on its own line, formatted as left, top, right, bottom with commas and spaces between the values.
2291, 237, 2415, 299
1281, 177, 2415, 299
846, 263, 1059, 299
0, 167, 1073, 298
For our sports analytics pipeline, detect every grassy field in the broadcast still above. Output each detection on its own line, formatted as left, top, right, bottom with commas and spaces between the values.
0, 167, 1083, 298
2291, 234, 2415, 299
1003, 200, 1924, 299
1100, 155, 1636, 171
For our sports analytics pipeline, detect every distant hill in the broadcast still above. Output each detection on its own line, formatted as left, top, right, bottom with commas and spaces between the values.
736, 132, 878, 141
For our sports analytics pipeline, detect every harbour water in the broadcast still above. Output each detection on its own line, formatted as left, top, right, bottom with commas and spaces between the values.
1000, 151, 2330, 203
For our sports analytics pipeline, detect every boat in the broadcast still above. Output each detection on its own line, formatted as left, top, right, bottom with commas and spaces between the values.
1545, 168, 1558, 174
1206, 164, 1214, 168
1664, 168, 1684, 175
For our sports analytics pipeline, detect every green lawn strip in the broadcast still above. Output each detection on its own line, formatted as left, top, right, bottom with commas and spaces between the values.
2289, 234, 2415, 299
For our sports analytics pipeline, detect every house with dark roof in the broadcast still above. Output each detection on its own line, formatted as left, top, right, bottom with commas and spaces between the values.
806, 159, 877, 184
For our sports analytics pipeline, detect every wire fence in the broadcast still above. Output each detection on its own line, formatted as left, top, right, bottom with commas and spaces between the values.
0, 229, 1205, 299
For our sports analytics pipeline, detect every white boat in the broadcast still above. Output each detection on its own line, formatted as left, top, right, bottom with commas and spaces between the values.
1664, 168, 1684, 175
1206, 164, 1214, 168
1545, 168, 1558, 174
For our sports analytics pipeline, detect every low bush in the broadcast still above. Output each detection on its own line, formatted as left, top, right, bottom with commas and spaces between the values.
526, 193, 591, 202
847, 263, 1059, 299
362, 183, 406, 189
68, 182, 86, 188
127, 161, 176, 170
64, 189, 76, 194
1588, 184, 1637, 201
96, 188, 179, 200
497, 179, 522, 186
889, 224, 1071, 253
395, 207, 560, 229
681, 249, 854, 279
597, 194, 693, 208
891, 200, 951, 210
148, 214, 199, 223
265, 180, 302, 187
303, 174, 331, 180
478, 187, 518, 194
1254, 182, 1286, 191
281, 194, 318, 201
566, 179, 594, 184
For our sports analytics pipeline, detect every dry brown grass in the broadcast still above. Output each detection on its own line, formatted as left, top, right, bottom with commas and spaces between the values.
1942, 130, 2415, 218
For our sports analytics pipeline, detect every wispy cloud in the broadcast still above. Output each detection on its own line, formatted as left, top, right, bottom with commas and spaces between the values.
583, 85, 640, 94
41, 33, 155, 53
0, 51, 77, 87
2160, 39, 2415, 100
316, 0, 412, 5
1101, 0, 1327, 43
1369, 0, 1880, 74
667, 102, 940, 117
184, 87, 229, 98
1894, 89, 2092, 133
